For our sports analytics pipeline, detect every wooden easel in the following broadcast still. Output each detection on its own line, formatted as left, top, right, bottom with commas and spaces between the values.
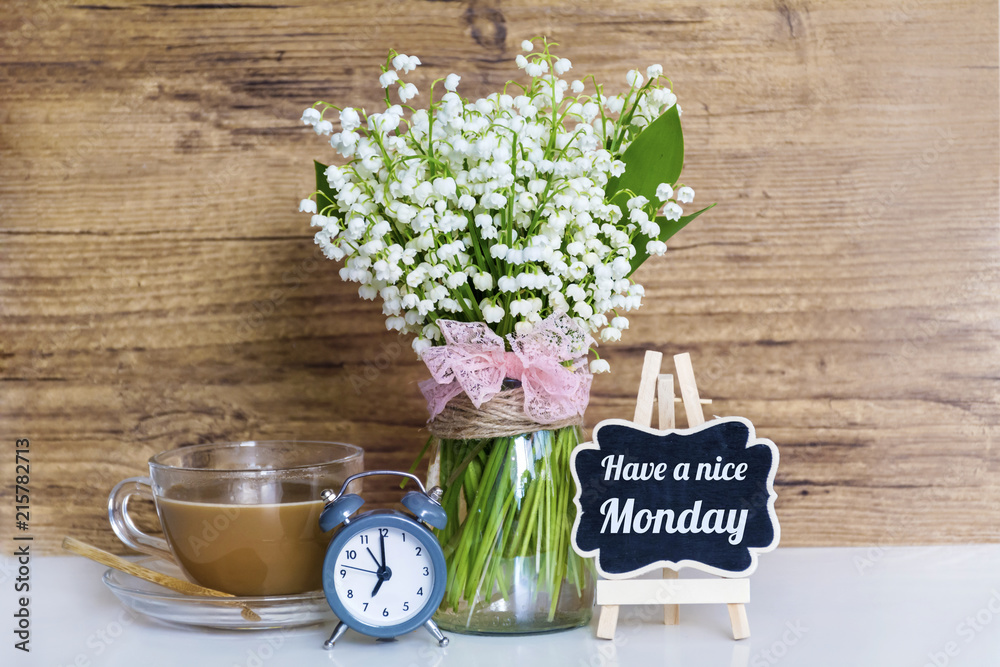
595, 350, 751, 641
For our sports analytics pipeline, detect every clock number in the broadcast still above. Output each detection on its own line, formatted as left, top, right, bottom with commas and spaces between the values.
415, 546, 422, 556
402, 532, 406, 542
382, 608, 389, 617
360, 534, 369, 544
403, 602, 410, 612
340, 569, 346, 578
346, 550, 357, 560
422, 566, 429, 576
363, 603, 369, 612
417, 587, 423, 596
347, 590, 353, 599
379, 528, 389, 537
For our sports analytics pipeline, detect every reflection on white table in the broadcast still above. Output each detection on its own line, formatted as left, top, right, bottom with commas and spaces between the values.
2, 545, 999, 667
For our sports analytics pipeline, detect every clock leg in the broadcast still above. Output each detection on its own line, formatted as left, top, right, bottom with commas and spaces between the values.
423, 619, 449, 647
323, 621, 348, 650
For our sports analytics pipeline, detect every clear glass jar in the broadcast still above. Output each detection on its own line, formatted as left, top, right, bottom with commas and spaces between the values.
432, 426, 595, 634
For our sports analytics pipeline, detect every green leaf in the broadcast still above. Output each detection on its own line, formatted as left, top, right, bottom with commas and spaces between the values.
606, 104, 684, 203
314, 160, 336, 213
628, 203, 716, 277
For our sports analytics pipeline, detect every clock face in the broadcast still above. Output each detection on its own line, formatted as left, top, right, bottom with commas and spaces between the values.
332, 524, 436, 627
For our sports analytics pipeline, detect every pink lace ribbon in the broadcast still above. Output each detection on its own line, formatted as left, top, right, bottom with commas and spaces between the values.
419, 313, 596, 425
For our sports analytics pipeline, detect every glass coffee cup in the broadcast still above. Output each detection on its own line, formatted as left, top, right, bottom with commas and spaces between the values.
108, 440, 363, 597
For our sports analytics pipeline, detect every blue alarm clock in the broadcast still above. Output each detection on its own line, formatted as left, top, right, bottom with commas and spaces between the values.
318, 470, 449, 649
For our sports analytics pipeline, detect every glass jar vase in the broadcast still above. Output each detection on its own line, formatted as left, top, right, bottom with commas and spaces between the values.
432, 425, 595, 634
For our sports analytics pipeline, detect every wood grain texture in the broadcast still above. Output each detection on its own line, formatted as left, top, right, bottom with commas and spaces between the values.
0, 1, 997, 555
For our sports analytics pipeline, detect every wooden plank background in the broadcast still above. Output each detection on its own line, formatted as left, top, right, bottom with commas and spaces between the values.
1, 0, 997, 555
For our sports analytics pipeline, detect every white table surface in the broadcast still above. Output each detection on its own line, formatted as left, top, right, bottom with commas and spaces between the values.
3, 545, 1000, 667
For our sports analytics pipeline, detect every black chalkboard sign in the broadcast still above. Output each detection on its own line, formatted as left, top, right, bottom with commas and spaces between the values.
571, 417, 779, 578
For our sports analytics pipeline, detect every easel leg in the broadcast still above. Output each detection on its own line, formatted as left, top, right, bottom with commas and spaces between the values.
596, 605, 620, 640
662, 568, 679, 625
659, 373, 680, 628
727, 603, 750, 640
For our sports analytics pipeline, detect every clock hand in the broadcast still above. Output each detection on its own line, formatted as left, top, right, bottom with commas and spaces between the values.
341, 564, 378, 575
371, 533, 391, 598
366, 547, 381, 569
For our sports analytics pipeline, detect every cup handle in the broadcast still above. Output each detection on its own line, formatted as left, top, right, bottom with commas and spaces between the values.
107, 476, 173, 561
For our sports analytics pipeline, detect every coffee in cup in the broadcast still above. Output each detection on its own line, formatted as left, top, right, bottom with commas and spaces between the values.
108, 441, 363, 596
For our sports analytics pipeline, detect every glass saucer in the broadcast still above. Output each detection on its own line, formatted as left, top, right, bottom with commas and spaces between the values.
102, 557, 336, 631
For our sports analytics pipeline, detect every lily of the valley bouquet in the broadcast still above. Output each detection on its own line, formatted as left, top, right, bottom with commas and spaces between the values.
300, 39, 709, 633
